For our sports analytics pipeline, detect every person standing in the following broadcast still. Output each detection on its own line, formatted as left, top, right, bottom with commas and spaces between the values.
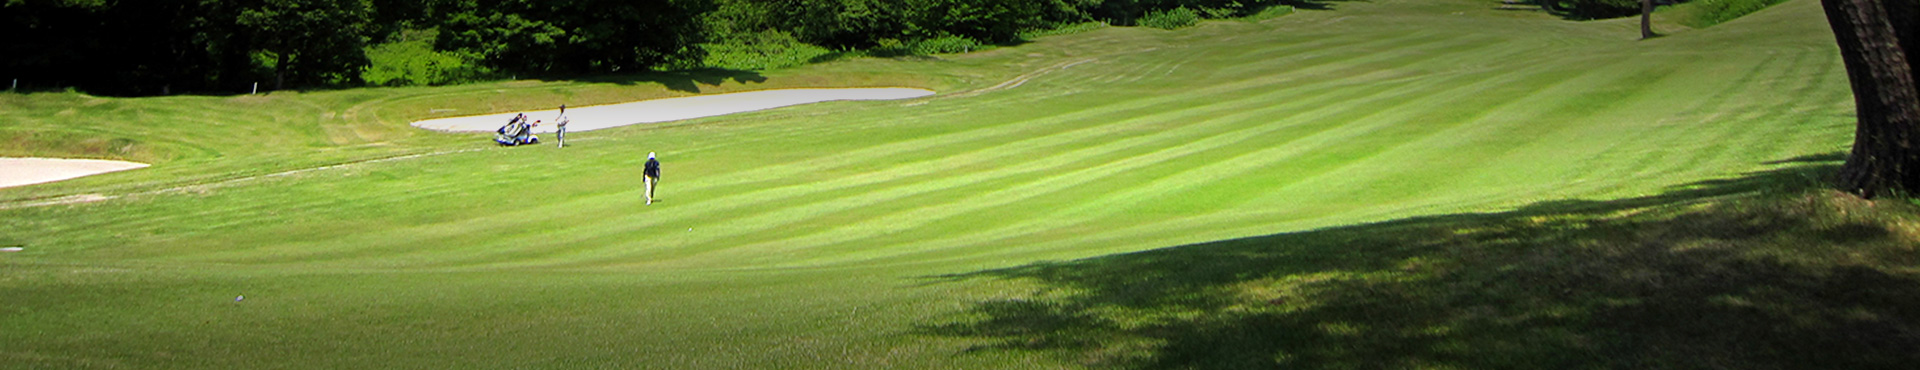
644, 152, 661, 205
554, 105, 569, 148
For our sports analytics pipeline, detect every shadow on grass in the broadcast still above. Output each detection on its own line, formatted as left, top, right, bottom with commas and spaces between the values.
1285, 0, 1358, 11
1518, 0, 1675, 21
922, 153, 1920, 369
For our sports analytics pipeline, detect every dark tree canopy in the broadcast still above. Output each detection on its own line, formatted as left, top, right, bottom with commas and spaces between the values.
3, 0, 225, 95
229, 0, 379, 89
433, 0, 711, 74
3, 0, 1309, 95
1, 0, 383, 94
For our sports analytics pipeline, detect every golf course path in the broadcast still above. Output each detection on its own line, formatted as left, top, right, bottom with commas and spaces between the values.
409, 87, 936, 133
0, 158, 148, 189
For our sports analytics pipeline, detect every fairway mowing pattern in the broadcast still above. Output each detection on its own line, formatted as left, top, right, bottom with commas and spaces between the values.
0, 0, 1860, 367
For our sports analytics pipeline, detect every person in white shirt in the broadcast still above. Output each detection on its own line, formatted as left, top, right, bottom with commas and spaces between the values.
554, 105, 570, 148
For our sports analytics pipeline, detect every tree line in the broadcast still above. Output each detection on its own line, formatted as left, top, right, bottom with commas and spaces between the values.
2, 0, 1306, 96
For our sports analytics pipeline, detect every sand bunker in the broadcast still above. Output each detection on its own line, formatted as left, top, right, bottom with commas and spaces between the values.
0, 158, 150, 189
412, 87, 936, 133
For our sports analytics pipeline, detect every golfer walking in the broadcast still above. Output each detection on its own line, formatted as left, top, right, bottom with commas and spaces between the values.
554, 105, 569, 148
644, 152, 661, 205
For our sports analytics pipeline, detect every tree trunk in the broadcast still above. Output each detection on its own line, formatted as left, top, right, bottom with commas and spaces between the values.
274, 52, 288, 91
1825, 0, 1920, 198
1641, 0, 1655, 39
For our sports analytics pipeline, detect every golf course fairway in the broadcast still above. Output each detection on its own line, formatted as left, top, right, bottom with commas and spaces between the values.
4, 0, 1901, 367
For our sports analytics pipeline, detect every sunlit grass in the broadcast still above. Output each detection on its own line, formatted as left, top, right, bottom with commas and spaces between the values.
0, 0, 1878, 367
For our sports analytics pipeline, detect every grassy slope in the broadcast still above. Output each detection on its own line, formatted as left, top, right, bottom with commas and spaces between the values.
0, 0, 1880, 368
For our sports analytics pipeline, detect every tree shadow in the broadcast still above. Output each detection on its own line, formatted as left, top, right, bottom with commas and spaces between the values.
1283, 0, 1360, 11
1519, 0, 1676, 20
921, 153, 1920, 369
557, 68, 769, 93
809, 51, 856, 64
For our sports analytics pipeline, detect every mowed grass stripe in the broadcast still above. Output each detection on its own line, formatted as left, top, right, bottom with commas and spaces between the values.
839, 42, 1766, 267
782, 58, 1627, 267
1598, 52, 1815, 184
677, 32, 1458, 196
673, 46, 1600, 268
1570, 52, 1796, 182
1493, 46, 1844, 201
295, 32, 1497, 268
420, 75, 1451, 268
182, 34, 1506, 268
1242, 59, 1697, 217
476, 36, 1543, 268
408, 34, 1497, 268
1634, 48, 1849, 180
1267, 54, 1693, 199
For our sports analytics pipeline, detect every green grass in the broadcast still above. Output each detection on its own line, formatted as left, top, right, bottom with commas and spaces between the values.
1241, 5, 1296, 22
0, 0, 1891, 367
1019, 21, 1112, 39
929, 165, 1920, 368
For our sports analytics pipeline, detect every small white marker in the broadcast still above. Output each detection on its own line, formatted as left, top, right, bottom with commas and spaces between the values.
235, 295, 244, 302
0, 247, 22, 252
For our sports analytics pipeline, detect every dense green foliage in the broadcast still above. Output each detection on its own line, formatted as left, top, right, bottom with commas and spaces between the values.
1138, 6, 1202, 29
3, 0, 1308, 95
432, 0, 711, 74
3, 0, 270, 95
700, 0, 1052, 49
0, 0, 415, 94
362, 29, 494, 86
699, 30, 836, 71
1664, 0, 1788, 28
229, 0, 379, 89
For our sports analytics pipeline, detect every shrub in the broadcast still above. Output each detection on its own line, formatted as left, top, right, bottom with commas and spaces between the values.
911, 35, 985, 55
1139, 6, 1201, 30
864, 35, 986, 57
702, 30, 835, 70
362, 30, 493, 86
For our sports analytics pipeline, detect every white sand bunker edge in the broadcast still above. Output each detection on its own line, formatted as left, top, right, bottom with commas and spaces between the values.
0, 158, 150, 189
411, 87, 936, 133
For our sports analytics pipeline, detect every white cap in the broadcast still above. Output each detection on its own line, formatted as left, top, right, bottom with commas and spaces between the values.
648, 152, 656, 159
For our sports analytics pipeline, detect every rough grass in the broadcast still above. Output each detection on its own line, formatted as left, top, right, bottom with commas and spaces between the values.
0, 0, 1885, 368
1241, 5, 1297, 22
1020, 21, 1111, 39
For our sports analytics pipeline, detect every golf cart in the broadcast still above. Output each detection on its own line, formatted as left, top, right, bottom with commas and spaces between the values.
495, 116, 540, 146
